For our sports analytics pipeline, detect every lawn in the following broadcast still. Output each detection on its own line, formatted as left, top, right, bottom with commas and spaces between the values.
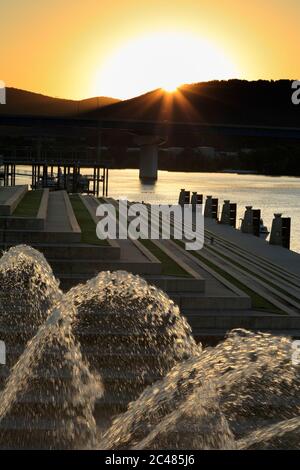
175, 240, 284, 313
97, 199, 191, 277
141, 239, 191, 278
13, 190, 43, 218
69, 194, 108, 246
205, 244, 300, 303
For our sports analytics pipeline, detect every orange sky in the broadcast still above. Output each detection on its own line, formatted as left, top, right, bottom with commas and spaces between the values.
1, 0, 299, 99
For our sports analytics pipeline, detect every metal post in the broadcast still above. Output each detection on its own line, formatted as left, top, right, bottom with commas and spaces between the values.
63, 166, 67, 189
105, 167, 109, 196
97, 167, 100, 196
93, 167, 96, 195
32, 165, 34, 188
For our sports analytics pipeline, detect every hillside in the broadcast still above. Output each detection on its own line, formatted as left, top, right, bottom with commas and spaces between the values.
84, 80, 300, 127
0, 88, 120, 117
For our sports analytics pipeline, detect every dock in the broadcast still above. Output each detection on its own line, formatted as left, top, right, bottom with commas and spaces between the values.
0, 147, 109, 196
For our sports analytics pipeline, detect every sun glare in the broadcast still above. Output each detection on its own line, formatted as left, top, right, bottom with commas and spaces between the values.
163, 84, 179, 93
93, 31, 239, 99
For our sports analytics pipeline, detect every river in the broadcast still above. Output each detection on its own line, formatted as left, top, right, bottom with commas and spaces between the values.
14, 169, 300, 253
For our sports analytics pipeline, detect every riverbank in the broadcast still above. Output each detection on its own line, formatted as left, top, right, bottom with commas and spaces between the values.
8, 169, 300, 253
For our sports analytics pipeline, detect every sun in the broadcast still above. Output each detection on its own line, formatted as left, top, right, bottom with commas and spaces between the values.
163, 84, 179, 93
93, 31, 239, 99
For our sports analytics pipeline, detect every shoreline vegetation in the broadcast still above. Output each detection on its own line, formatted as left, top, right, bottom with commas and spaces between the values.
110, 166, 300, 178
109, 145, 300, 177
1, 81, 300, 177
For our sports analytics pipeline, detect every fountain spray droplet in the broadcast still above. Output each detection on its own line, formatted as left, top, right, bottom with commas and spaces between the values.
1, 245, 300, 449
67, 270, 199, 424
0, 246, 103, 449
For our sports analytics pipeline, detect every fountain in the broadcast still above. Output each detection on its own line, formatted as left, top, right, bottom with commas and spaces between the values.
0, 245, 299, 449
0, 246, 102, 449
67, 271, 199, 420
0, 245, 60, 391
100, 330, 300, 450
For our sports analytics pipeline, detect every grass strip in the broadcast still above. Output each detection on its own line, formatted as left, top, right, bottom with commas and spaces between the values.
97, 199, 191, 278
13, 190, 43, 218
69, 194, 108, 246
175, 240, 284, 314
205, 232, 300, 288
205, 244, 300, 303
140, 239, 191, 278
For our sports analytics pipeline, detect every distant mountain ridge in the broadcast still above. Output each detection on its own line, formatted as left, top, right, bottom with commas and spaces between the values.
1, 81, 300, 128
0, 88, 120, 117
85, 80, 300, 127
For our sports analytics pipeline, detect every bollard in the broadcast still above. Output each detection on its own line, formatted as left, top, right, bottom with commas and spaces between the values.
270, 213, 291, 249
196, 194, 203, 205
220, 200, 231, 225
230, 203, 237, 228
252, 209, 261, 237
241, 206, 261, 236
178, 189, 190, 207
204, 196, 213, 218
191, 192, 203, 212
204, 196, 218, 219
184, 191, 190, 205
211, 198, 219, 219
191, 192, 198, 207
178, 189, 186, 207
241, 206, 253, 233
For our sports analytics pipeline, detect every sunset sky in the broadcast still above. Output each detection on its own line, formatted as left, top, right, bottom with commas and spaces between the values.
1, 0, 299, 100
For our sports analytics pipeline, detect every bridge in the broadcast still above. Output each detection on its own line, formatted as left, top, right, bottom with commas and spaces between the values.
1, 114, 300, 180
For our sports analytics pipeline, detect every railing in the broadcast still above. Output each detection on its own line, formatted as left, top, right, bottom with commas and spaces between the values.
0, 147, 110, 167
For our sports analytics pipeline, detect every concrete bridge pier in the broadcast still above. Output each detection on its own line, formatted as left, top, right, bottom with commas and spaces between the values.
140, 143, 158, 180
134, 136, 164, 181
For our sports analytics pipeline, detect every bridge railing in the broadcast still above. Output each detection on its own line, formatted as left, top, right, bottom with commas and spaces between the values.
0, 146, 110, 167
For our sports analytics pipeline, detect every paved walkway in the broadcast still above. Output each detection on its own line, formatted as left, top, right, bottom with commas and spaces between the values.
159, 239, 237, 297
84, 196, 149, 263
0, 187, 17, 203
44, 191, 72, 232
205, 218, 300, 276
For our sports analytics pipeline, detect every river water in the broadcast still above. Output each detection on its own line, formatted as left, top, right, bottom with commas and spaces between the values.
106, 170, 300, 253
14, 169, 300, 253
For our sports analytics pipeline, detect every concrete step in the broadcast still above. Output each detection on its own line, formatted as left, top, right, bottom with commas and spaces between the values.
172, 292, 251, 310
0, 186, 28, 216
144, 275, 205, 293
52, 260, 163, 278
200, 247, 299, 315
0, 229, 81, 244
0, 189, 49, 231
0, 242, 120, 260
205, 242, 300, 298
184, 311, 300, 331
204, 221, 300, 279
